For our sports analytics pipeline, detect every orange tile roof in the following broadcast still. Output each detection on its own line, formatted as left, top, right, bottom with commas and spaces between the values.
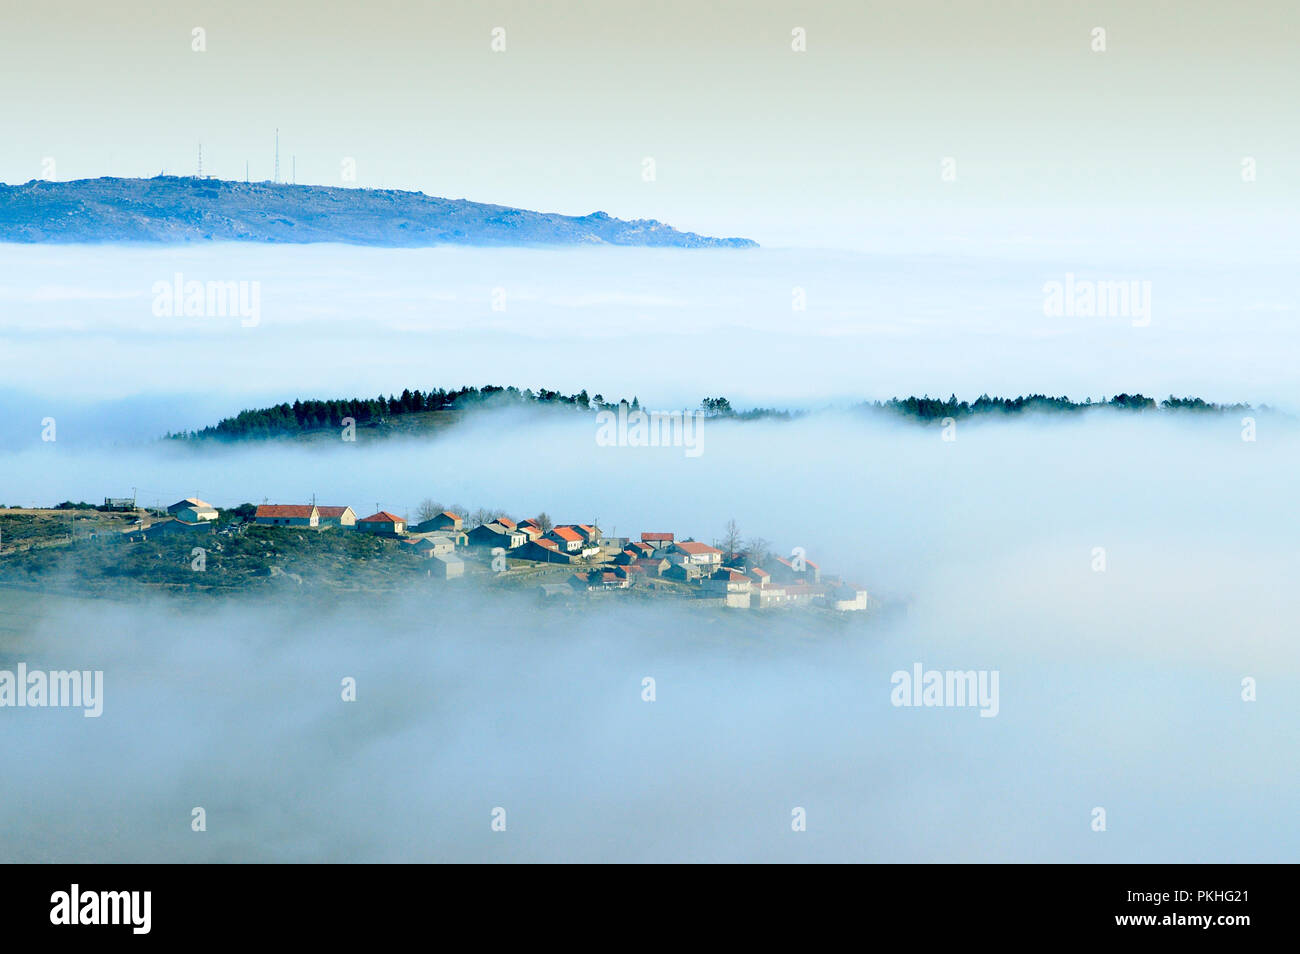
549, 526, 582, 542
360, 511, 404, 523
675, 541, 721, 555
256, 504, 316, 519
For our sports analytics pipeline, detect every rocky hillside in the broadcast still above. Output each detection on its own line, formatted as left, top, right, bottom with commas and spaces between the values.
0, 176, 758, 248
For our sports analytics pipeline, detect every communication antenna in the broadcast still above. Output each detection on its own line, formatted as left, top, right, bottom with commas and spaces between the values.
245, 160, 249, 183
197, 143, 202, 177
274, 128, 280, 183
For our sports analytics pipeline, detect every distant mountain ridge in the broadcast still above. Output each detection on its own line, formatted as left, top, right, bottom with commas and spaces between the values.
0, 176, 758, 248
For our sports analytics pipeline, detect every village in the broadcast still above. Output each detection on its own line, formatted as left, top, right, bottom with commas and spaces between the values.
101, 496, 872, 612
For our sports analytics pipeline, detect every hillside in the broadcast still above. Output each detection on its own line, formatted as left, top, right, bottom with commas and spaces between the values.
0, 176, 758, 248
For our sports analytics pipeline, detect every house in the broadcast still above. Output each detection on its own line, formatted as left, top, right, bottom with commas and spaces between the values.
598, 536, 629, 557
406, 535, 454, 558
316, 506, 357, 528
431, 552, 465, 579
670, 541, 723, 569
537, 582, 572, 600
468, 522, 525, 549
166, 498, 218, 522
628, 541, 655, 558
487, 520, 526, 545
518, 518, 541, 531
774, 583, 828, 605
356, 511, 406, 535
704, 568, 753, 608
825, 584, 869, 611
663, 562, 704, 582
545, 526, 584, 553
633, 557, 669, 577
255, 504, 319, 527
641, 532, 674, 552
559, 524, 600, 544
517, 537, 574, 563
568, 569, 629, 592
770, 555, 821, 584
411, 511, 463, 533
517, 524, 542, 541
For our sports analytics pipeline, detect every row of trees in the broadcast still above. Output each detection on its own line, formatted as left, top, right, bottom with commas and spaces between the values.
166, 387, 1248, 441
168, 386, 753, 441
869, 393, 1250, 421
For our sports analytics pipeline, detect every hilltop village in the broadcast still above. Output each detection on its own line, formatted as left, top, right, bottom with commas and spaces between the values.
46, 496, 870, 611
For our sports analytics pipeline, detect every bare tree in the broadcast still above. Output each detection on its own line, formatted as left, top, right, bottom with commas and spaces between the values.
721, 519, 742, 560
534, 512, 553, 532
416, 498, 443, 522
470, 507, 494, 528
741, 536, 771, 569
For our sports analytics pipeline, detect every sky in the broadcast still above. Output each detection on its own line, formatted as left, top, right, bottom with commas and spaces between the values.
2, 0, 1297, 247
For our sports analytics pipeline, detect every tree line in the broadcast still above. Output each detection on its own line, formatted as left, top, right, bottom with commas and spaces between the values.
863, 393, 1253, 421
166, 387, 1253, 441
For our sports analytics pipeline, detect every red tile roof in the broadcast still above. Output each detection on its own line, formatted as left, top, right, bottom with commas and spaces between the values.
675, 541, 721, 555
534, 538, 559, 550
641, 532, 674, 542
494, 517, 517, 529
317, 506, 352, 518
714, 569, 750, 582
360, 511, 404, 523
256, 504, 316, 519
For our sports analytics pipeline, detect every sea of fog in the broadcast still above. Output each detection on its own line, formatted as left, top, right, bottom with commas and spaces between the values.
1, 409, 1297, 861
0, 239, 1297, 438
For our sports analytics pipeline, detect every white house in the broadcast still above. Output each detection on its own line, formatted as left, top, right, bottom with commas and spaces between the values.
167, 498, 218, 522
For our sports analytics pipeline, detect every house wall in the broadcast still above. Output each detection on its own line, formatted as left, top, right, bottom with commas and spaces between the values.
256, 515, 317, 527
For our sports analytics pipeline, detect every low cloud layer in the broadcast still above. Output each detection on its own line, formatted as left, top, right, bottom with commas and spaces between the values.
1, 409, 1296, 861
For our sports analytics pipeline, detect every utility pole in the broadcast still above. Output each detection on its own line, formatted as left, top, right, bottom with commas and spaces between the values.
274, 128, 279, 184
